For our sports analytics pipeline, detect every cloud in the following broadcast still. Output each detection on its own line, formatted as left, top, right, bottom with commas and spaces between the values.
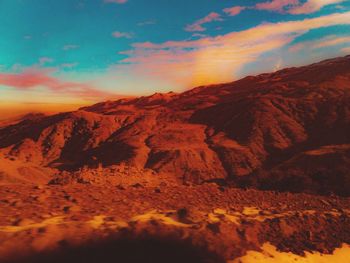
137, 20, 156, 26
313, 35, 350, 48
61, 63, 79, 69
288, 0, 346, 14
255, 0, 300, 12
341, 46, 350, 53
112, 31, 134, 39
192, 33, 207, 38
118, 11, 350, 88
185, 12, 223, 32
0, 68, 114, 100
255, 0, 345, 14
104, 0, 127, 4
63, 44, 79, 51
289, 35, 350, 52
39, 57, 54, 66
223, 6, 246, 16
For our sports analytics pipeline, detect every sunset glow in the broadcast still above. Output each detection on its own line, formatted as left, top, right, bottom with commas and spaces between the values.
1, 2, 350, 262
1, 0, 350, 115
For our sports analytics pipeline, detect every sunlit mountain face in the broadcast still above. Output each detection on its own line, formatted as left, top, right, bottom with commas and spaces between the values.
1, 0, 350, 117
1, 1, 350, 263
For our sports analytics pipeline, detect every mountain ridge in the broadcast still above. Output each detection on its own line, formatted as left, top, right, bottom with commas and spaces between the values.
1, 55, 350, 195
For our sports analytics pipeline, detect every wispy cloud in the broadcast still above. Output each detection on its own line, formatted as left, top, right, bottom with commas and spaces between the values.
185, 12, 223, 32
224, 0, 346, 16
288, 0, 346, 14
0, 68, 114, 100
289, 35, 350, 52
104, 0, 127, 4
255, 0, 300, 12
119, 12, 350, 88
61, 63, 79, 69
137, 20, 156, 26
192, 33, 207, 38
223, 6, 246, 16
255, 0, 345, 14
341, 46, 350, 53
63, 44, 79, 51
313, 35, 350, 48
39, 57, 54, 66
112, 31, 134, 39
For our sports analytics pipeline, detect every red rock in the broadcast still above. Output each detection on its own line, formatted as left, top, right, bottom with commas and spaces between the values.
0, 55, 350, 195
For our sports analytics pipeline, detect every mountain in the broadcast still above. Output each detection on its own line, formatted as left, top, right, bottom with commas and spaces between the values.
0, 55, 349, 195
0, 113, 46, 128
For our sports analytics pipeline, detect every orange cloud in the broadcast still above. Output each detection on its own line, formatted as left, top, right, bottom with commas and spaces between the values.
0, 68, 114, 100
0, 102, 85, 121
119, 11, 350, 88
185, 12, 223, 32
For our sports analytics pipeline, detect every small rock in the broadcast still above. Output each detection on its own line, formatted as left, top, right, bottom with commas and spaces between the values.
13, 218, 35, 226
207, 223, 221, 234
159, 182, 167, 187
63, 205, 81, 213
11, 200, 22, 207
33, 185, 44, 190
218, 186, 226, 192
0, 199, 9, 204
321, 200, 331, 206
116, 185, 126, 190
177, 208, 188, 220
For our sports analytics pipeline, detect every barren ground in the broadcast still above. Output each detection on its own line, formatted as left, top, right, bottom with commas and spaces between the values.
0, 181, 349, 262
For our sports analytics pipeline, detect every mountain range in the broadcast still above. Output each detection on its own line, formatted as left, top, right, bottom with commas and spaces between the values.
1, 55, 349, 196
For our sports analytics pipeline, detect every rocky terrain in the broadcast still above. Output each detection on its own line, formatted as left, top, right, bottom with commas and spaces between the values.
0, 56, 350, 262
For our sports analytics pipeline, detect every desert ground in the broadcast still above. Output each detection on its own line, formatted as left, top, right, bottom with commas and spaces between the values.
1, 56, 350, 262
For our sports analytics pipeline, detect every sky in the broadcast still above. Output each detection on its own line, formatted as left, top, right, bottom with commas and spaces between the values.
0, 0, 350, 117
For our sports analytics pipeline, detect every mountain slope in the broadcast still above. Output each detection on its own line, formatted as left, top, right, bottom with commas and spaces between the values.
0, 55, 349, 194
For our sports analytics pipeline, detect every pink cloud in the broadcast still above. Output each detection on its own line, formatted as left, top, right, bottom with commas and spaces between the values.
118, 11, 350, 88
341, 46, 350, 53
0, 68, 114, 100
288, 0, 346, 14
255, 0, 300, 12
185, 12, 223, 32
289, 35, 350, 52
104, 0, 127, 4
255, 0, 345, 14
223, 6, 245, 16
112, 31, 133, 39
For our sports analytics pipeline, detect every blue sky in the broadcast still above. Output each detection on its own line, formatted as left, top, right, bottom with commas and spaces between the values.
0, 0, 350, 111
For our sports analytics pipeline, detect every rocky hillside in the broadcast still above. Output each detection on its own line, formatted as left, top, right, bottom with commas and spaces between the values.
1, 55, 349, 195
